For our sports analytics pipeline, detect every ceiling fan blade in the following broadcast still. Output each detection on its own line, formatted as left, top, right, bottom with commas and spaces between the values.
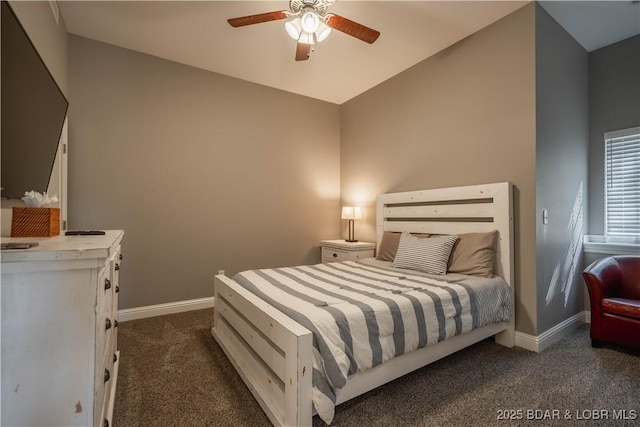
227, 11, 288, 28
325, 14, 380, 44
295, 43, 310, 61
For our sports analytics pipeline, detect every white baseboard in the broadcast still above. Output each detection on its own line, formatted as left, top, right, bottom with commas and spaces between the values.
515, 311, 589, 353
119, 296, 215, 322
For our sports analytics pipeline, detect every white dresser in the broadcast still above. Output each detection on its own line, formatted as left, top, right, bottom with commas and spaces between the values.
1, 230, 124, 427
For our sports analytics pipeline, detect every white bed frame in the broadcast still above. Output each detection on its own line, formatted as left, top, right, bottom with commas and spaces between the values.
212, 182, 515, 426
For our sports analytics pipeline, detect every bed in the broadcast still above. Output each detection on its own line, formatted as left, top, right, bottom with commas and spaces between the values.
212, 182, 515, 426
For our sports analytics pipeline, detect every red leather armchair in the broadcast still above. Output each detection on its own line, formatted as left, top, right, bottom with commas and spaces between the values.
583, 256, 640, 351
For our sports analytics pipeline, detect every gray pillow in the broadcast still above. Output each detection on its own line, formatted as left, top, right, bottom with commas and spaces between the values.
393, 231, 457, 275
447, 231, 499, 278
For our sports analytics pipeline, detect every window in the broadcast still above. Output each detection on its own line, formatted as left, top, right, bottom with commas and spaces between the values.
604, 127, 640, 242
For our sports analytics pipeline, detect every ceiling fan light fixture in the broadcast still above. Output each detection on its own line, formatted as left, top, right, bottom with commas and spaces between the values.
285, 17, 302, 40
298, 31, 315, 45
227, 1, 380, 61
300, 11, 320, 33
315, 22, 331, 42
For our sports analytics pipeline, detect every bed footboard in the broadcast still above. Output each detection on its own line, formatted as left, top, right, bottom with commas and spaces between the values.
212, 274, 313, 427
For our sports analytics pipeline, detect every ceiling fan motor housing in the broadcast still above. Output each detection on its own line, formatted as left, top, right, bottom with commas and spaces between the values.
290, 0, 331, 17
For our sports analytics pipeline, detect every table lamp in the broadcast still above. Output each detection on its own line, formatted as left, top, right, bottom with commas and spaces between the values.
341, 206, 362, 242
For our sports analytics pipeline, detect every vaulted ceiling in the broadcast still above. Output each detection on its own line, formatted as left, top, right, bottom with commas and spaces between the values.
59, 1, 640, 105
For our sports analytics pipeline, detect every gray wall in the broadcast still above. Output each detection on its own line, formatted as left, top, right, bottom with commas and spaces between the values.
68, 36, 341, 309
340, 4, 538, 335
534, 4, 589, 334
582, 34, 640, 311
587, 35, 640, 235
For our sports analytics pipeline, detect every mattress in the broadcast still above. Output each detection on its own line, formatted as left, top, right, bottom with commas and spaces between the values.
232, 259, 511, 424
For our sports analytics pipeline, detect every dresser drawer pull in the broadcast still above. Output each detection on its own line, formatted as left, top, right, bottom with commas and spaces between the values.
104, 419, 109, 427
115, 285, 120, 293
332, 253, 338, 258
119, 253, 123, 261
104, 278, 111, 291
113, 353, 118, 363
114, 320, 119, 328
105, 318, 112, 330
115, 263, 120, 271
104, 368, 110, 383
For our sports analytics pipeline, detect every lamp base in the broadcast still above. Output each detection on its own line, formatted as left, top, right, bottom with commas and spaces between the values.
345, 219, 358, 243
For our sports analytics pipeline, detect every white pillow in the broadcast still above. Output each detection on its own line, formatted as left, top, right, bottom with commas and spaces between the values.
393, 231, 458, 275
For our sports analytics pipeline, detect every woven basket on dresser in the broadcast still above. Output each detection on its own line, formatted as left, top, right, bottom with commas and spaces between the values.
11, 207, 60, 237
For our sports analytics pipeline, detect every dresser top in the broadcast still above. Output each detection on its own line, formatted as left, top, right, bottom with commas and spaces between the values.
1, 230, 124, 263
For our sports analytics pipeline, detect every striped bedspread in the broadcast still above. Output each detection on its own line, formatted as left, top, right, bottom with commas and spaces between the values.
232, 260, 511, 424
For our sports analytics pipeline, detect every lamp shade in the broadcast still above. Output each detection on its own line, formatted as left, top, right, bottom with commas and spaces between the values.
285, 18, 302, 40
298, 31, 315, 45
341, 206, 362, 220
315, 22, 331, 42
300, 11, 320, 33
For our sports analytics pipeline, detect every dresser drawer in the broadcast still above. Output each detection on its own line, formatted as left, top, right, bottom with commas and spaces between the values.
96, 267, 114, 366
110, 246, 121, 297
95, 332, 114, 427
96, 314, 114, 381
101, 349, 119, 427
110, 247, 122, 349
97, 266, 114, 316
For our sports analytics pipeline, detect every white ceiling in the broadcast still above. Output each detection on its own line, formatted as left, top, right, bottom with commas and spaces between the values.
59, 1, 640, 105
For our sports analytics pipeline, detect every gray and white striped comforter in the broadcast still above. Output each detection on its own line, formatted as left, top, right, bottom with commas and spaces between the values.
232, 259, 511, 424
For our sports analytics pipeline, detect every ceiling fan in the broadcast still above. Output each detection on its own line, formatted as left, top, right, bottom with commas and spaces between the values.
227, 0, 380, 61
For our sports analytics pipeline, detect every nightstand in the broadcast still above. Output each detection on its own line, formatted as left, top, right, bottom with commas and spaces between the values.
320, 240, 375, 264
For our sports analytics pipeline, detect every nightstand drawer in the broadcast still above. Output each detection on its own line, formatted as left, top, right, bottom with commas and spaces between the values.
320, 240, 376, 264
322, 247, 351, 262
321, 247, 374, 263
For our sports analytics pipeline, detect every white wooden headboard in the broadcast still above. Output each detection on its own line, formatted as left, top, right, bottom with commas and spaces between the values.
376, 182, 514, 289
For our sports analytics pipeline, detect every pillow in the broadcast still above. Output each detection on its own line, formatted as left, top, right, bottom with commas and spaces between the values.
376, 231, 431, 262
376, 231, 402, 261
393, 231, 457, 275
447, 231, 499, 278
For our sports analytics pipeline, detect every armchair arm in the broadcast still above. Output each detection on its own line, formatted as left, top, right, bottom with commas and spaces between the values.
583, 257, 623, 340
583, 257, 622, 307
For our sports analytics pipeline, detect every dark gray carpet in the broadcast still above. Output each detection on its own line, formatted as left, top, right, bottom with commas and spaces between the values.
113, 309, 639, 426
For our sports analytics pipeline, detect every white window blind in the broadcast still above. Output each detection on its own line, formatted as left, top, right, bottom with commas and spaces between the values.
605, 127, 640, 240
